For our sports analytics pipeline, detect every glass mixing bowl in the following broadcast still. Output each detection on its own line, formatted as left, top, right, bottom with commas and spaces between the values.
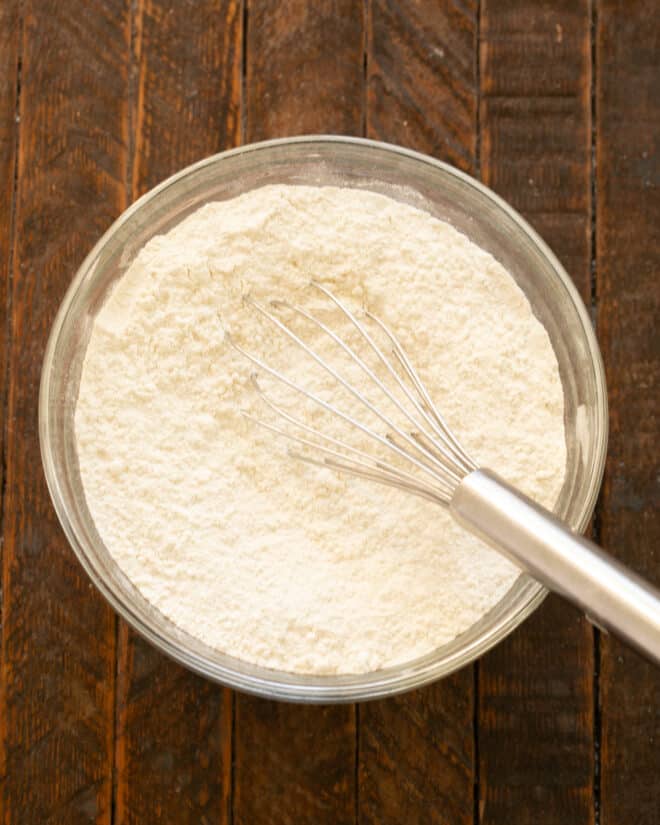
40, 136, 608, 702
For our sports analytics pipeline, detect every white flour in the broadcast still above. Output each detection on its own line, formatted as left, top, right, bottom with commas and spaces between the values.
75, 184, 566, 675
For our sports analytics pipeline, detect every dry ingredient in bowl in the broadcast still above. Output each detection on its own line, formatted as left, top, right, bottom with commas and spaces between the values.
75, 184, 566, 675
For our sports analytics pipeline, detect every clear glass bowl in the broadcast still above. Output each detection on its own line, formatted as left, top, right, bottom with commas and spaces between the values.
40, 136, 608, 702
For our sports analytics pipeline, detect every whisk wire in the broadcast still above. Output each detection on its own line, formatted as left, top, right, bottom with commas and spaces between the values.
228, 332, 454, 494
248, 375, 450, 497
362, 307, 475, 473
291, 451, 449, 505
230, 284, 478, 505
312, 282, 474, 476
269, 296, 463, 475
244, 297, 460, 484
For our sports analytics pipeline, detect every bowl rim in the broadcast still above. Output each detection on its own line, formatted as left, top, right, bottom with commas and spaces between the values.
39, 135, 608, 702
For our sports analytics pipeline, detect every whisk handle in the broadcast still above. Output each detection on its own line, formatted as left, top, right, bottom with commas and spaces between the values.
450, 469, 660, 665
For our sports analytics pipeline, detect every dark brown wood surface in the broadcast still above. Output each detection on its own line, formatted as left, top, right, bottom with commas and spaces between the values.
0, 0, 18, 522
246, 0, 364, 140
2, 2, 130, 822
597, 3, 660, 824
0, 1, 658, 823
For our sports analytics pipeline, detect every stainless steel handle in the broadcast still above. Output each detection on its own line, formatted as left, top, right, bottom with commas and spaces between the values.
450, 469, 660, 664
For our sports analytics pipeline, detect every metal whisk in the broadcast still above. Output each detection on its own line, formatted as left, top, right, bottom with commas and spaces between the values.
229, 283, 660, 664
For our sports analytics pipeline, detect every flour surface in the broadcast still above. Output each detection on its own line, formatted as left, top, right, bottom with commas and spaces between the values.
75, 184, 566, 675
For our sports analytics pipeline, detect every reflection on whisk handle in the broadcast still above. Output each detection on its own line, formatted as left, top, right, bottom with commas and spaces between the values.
451, 469, 660, 665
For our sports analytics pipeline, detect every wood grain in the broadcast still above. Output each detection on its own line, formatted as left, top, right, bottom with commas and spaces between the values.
115, 627, 232, 825
131, 0, 242, 196
360, 680, 473, 825
0, 0, 19, 513
245, 0, 364, 141
596, 2, 660, 823
113, 2, 241, 823
479, 2, 594, 824
481, 0, 593, 282
234, 697, 357, 825
0, 0, 19, 809
361, 3, 477, 824
367, 0, 477, 171
1, 2, 130, 822
233, 4, 363, 823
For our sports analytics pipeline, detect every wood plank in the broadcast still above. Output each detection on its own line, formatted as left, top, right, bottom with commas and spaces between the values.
360, 3, 477, 824
0, 2, 130, 821
596, 2, 660, 823
0, 0, 20, 810
478, 3, 594, 824
234, 697, 357, 825
245, 0, 364, 140
367, 0, 477, 171
481, 0, 593, 281
359, 680, 473, 825
0, 0, 19, 496
115, 626, 233, 825
233, 3, 363, 824
131, 0, 242, 196
113, 2, 241, 823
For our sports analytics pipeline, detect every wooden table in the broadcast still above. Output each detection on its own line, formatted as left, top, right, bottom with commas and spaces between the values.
1, 1, 658, 822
